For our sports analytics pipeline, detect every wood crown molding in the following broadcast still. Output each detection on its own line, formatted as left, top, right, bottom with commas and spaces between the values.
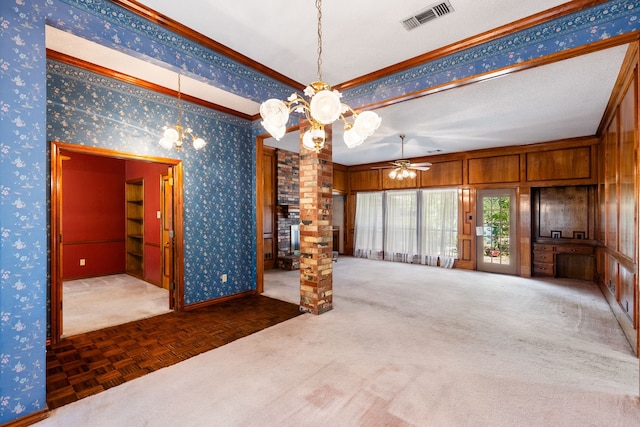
46, 49, 254, 121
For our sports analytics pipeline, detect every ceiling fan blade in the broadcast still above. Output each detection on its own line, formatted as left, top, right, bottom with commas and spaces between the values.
410, 162, 432, 167
411, 166, 431, 171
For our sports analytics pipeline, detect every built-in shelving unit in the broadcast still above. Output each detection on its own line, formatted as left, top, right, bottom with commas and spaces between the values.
126, 179, 144, 278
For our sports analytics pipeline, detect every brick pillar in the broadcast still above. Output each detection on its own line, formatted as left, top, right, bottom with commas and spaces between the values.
299, 126, 333, 315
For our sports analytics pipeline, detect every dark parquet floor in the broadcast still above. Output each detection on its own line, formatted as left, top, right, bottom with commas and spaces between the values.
46, 295, 302, 409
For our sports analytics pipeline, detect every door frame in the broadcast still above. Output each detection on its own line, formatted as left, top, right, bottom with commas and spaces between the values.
160, 171, 174, 306
50, 141, 185, 344
476, 188, 518, 275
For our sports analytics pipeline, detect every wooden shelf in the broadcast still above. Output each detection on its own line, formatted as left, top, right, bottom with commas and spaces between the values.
126, 179, 144, 277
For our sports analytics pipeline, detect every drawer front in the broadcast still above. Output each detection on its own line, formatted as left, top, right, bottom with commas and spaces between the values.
555, 245, 593, 255
533, 252, 553, 263
533, 244, 554, 252
533, 263, 554, 276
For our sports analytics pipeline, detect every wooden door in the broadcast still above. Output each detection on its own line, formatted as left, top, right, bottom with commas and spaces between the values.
161, 171, 174, 307
263, 148, 276, 269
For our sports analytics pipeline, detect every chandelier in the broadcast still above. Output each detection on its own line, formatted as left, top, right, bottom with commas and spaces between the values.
259, 0, 381, 153
158, 74, 206, 151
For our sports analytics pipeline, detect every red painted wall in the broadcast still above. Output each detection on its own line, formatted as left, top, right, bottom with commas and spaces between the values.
126, 161, 170, 286
61, 152, 170, 283
62, 152, 126, 279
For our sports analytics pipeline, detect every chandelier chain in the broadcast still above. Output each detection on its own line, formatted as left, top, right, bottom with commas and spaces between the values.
316, 0, 322, 82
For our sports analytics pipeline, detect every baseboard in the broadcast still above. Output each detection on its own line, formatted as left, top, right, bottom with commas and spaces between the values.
184, 290, 257, 311
0, 409, 48, 427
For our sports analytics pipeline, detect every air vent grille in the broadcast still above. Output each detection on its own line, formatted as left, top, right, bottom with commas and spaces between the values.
401, 1, 454, 31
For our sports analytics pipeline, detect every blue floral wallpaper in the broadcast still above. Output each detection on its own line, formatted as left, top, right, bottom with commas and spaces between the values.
45, 60, 256, 307
1, 0, 639, 424
0, 1, 48, 422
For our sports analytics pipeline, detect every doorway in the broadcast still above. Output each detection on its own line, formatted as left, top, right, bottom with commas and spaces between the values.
476, 189, 517, 275
50, 141, 185, 344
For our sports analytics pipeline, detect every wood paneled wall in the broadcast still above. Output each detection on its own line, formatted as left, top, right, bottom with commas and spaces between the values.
343, 137, 599, 264
595, 43, 639, 355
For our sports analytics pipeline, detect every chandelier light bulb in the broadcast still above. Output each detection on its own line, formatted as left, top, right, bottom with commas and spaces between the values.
302, 126, 325, 151
164, 127, 179, 143
309, 89, 342, 124
343, 126, 364, 148
260, 99, 289, 140
159, 137, 173, 150
389, 169, 398, 179
353, 111, 382, 139
192, 137, 206, 150
409, 170, 417, 179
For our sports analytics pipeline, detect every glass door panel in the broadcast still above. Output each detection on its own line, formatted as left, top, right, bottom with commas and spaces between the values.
477, 189, 517, 274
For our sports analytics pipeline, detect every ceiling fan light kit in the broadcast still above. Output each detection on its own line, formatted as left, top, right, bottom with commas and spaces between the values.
259, 0, 381, 153
384, 134, 432, 180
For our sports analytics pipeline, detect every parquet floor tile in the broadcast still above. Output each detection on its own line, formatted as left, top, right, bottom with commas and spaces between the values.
46, 295, 301, 409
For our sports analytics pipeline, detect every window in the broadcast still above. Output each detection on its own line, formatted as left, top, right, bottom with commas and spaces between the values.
354, 192, 383, 260
420, 188, 458, 260
385, 190, 417, 263
354, 188, 458, 267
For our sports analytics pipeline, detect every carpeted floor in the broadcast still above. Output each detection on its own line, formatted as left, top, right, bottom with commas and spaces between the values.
62, 274, 172, 336
38, 257, 640, 426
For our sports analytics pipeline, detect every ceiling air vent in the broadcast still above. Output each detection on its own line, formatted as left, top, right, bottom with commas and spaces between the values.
401, 1, 454, 31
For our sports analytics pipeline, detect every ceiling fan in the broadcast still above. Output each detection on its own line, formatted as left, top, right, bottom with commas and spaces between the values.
374, 134, 432, 180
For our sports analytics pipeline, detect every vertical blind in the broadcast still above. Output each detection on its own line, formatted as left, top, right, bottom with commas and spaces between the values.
354, 188, 458, 266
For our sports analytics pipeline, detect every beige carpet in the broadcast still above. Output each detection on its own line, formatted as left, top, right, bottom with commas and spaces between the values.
39, 257, 639, 426
62, 274, 171, 337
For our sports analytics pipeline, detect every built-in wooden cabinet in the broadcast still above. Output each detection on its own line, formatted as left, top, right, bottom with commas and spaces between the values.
532, 242, 595, 280
532, 243, 555, 276
126, 179, 144, 278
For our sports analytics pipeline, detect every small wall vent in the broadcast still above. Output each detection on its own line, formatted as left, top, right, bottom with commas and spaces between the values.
401, 1, 454, 31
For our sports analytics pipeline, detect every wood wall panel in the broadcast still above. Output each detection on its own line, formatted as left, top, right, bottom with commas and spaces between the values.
333, 166, 348, 193
468, 155, 520, 184
619, 265, 636, 324
619, 79, 636, 260
605, 115, 619, 250
346, 193, 357, 254
526, 147, 591, 182
519, 189, 531, 277
535, 186, 595, 240
350, 170, 380, 191
457, 187, 475, 268
420, 160, 463, 187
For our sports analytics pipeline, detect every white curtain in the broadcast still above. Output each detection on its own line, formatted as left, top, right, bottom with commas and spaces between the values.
385, 190, 417, 263
354, 192, 383, 260
419, 188, 458, 267
354, 188, 458, 268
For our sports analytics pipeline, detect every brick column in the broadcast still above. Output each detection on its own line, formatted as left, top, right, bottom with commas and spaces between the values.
299, 127, 333, 314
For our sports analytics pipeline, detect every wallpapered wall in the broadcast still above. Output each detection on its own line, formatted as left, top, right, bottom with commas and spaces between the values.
46, 58, 256, 304
2, 0, 640, 423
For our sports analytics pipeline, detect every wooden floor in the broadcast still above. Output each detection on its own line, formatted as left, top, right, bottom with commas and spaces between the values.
46, 295, 302, 409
